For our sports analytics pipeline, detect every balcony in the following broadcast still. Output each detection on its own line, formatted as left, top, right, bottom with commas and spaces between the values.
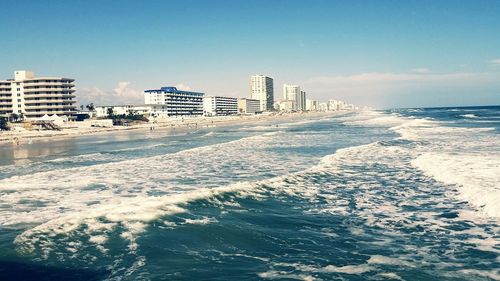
24, 94, 76, 101
24, 87, 75, 93
25, 104, 76, 110
23, 79, 74, 85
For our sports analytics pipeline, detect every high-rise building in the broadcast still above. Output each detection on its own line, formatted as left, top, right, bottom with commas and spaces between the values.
283, 84, 300, 102
297, 90, 306, 111
0, 70, 77, 119
144, 86, 204, 118
283, 84, 306, 111
250, 75, 274, 111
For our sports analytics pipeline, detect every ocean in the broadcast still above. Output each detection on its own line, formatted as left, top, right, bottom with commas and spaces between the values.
0, 106, 498, 281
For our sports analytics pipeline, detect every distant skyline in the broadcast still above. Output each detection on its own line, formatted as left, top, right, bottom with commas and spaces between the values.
1, 0, 499, 108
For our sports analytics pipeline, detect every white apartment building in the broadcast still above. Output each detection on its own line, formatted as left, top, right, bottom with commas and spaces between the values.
94, 105, 151, 118
250, 75, 274, 111
282, 84, 306, 111
306, 99, 319, 111
238, 98, 261, 114
203, 96, 238, 116
0, 70, 77, 119
319, 102, 328, 112
283, 84, 300, 101
328, 99, 347, 111
275, 100, 295, 112
144, 86, 204, 118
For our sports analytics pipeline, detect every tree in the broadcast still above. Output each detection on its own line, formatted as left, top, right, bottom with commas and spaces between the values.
86, 103, 95, 111
0, 117, 9, 131
107, 107, 114, 118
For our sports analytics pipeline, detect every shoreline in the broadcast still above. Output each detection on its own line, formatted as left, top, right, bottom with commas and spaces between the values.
0, 111, 346, 146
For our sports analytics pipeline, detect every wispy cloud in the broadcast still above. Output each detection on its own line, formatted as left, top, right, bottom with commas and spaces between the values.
78, 81, 143, 106
489, 59, 500, 66
304, 72, 489, 85
302, 71, 500, 107
411, 68, 431, 73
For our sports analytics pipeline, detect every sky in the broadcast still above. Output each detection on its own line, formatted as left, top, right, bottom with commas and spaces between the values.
0, 0, 499, 108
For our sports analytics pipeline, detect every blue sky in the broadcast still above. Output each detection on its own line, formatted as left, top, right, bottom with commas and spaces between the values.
0, 0, 499, 108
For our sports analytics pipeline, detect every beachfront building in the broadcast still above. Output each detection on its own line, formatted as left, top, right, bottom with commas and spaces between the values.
283, 84, 299, 110
283, 84, 306, 111
250, 75, 274, 111
0, 70, 77, 120
144, 86, 204, 118
306, 99, 319, 111
94, 105, 151, 118
328, 99, 347, 111
319, 102, 328, 112
275, 100, 295, 112
238, 98, 261, 114
283, 84, 300, 101
297, 90, 306, 111
203, 96, 238, 116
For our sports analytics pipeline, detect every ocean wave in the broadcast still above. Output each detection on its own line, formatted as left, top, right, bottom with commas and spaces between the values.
412, 153, 500, 218
460, 113, 479, 118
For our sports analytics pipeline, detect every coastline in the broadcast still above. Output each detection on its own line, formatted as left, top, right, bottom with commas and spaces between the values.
0, 111, 345, 146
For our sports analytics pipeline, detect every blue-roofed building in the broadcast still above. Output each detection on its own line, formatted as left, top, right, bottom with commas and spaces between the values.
144, 86, 205, 118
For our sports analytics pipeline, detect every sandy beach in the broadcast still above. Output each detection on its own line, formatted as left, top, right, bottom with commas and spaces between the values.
0, 112, 340, 146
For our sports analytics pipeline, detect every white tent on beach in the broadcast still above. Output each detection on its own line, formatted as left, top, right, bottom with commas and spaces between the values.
36, 114, 67, 125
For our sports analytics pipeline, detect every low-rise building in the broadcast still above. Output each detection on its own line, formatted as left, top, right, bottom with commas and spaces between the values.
238, 98, 261, 114
306, 99, 319, 111
94, 105, 151, 118
319, 102, 328, 112
144, 86, 204, 118
275, 100, 295, 112
203, 96, 238, 116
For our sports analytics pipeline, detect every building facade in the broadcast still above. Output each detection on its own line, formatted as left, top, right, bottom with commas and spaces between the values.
94, 105, 151, 118
0, 70, 77, 119
297, 90, 306, 111
203, 96, 238, 116
283, 84, 300, 102
275, 100, 295, 112
250, 75, 274, 111
144, 86, 204, 118
306, 99, 319, 111
238, 98, 261, 114
282, 84, 306, 111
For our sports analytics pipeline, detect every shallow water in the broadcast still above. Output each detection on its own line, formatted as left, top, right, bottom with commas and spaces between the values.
0, 107, 499, 280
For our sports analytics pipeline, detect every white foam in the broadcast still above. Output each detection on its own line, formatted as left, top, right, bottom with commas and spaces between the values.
344, 115, 408, 127
412, 153, 500, 219
321, 264, 374, 274
4, 129, 327, 257
184, 216, 218, 225
460, 114, 479, 118
368, 255, 414, 267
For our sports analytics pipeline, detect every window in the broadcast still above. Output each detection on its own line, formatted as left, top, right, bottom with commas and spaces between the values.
18, 105, 21, 108
17, 88, 20, 91
17, 93, 20, 97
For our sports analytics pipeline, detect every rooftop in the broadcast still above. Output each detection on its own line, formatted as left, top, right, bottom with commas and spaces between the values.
144, 86, 204, 95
